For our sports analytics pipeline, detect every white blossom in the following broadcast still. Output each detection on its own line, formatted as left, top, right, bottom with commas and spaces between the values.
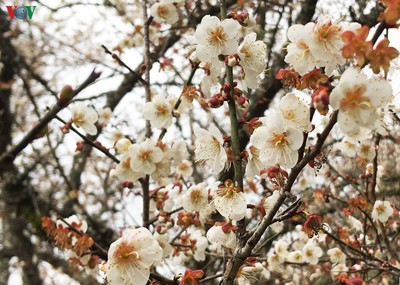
250, 113, 303, 168
113, 154, 142, 182
371, 200, 393, 223
327, 248, 346, 264
302, 240, 323, 265
188, 229, 208, 261
358, 141, 375, 161
245, 146, 264, 178
274, 240, 289, 258
267, 254, 283, 271
213, 180, 247, 221
308, 16, 360, 74
330, 68, 392, 136
115, 138, 132, 154
279, 93, 312, 132
206, 224, 236, 250
175, 160, 193, 177
194, 125, 227, 173
150, 2, 179, 25
171, 141, 189, 164
195, 16, 241, 64
142, 95, 173, 129
98, 107, 113, 127
128, 139, 164, 176
71, 103, 98, 135
237, 32, 266, 89
154, 233, 172, 258
287, 250, 304, 263
106, 227, 162, 285
347, 215, 363, 232
181, 183, 209, 212
285, 23, 318, 75
285, 17, 360, 75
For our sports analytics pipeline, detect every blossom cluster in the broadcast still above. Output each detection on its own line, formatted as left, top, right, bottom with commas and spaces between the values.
49, 7, 400, 285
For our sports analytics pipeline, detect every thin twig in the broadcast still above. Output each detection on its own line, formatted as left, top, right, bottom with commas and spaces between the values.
0, 69, 101, 165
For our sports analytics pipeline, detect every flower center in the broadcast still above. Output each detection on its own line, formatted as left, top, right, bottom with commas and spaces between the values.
208, 27, 226, 46
359, 144, 370, 155
216, 179, 238, 198
272, 132, 289, 148
283, 110, 295, 121
73, 113, 85, 126
156, 104, 169, 116
178, 163, 189, 171
139, 150, 151, 160
317, 22, 341, 42
157, 5, 169, 19
376, 205, 386, 215
340, 84, 371, 111
305, 249, 314, 257
115, 243, 140, 264
297, 41, 310, 60
190, 189, 202, 203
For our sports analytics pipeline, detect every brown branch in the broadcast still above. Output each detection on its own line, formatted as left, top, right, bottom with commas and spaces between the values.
101, 45, 147, 85
369, 134, 381, 202
0, 69, 101, 166
54, 116, 120, 163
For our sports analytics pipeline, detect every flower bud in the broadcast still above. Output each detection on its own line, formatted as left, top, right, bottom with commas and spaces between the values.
312, 87, 330, 115
226, 55, 238, 67
115, 138, 132, 154
76, 141, 85, 152
208, 93, 224, 108
57, 85, 74, 108
237, 96, 249, 108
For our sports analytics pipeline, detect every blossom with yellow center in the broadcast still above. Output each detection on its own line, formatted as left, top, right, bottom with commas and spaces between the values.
142, 95, 173, 129
251, 112, 303, 168
128, 139, 164, 176
279, 93, 312, 132
106, 227, 162, 285
237, 32, 267, 89
302, 240, 323, 265
327, 248, 346, 264
285, 22, 318, 75
113, 154, 142, 182
287, 250, 304, 263
371, 200, 393, 223
213, 180, 247, 221
285, 16, 360, 75
150, 2, 179, 25
181, 183, 208, 212
195, 15, 240, 64
330, 67, 392, 136
70, 103, 98, 135
194, 125, 227, 173
308, 16, 360, 74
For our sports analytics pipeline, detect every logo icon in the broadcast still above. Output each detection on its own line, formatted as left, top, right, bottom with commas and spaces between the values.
6, 5, 36, 20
